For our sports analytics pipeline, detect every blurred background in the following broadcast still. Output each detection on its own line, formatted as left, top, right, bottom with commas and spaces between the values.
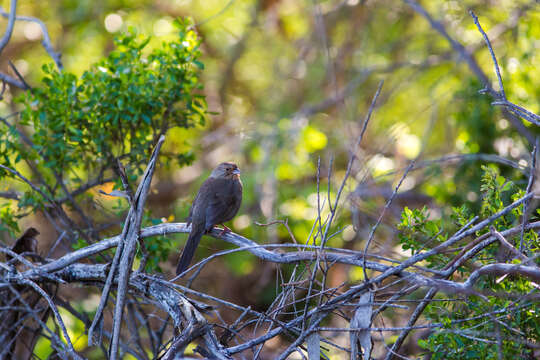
0, 0, 539, 358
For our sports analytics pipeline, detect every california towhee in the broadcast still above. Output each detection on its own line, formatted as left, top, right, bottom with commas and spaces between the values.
7, 227, 39, 263
176, 162, 243, 275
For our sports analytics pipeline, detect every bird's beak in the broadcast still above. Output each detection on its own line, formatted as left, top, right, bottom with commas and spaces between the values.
232, 169, 241, 175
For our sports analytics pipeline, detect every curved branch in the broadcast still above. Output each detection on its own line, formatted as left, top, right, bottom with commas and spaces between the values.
465, 263, 540, 288
26, 218, 540, 281
0, 0, 16, 57
0, 4, 62, 69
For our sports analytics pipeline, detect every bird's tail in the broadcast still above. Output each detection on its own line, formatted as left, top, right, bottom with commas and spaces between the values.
176, 226, 205, 275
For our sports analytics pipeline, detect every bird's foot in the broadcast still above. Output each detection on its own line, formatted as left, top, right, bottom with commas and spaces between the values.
218, 224, 232, 237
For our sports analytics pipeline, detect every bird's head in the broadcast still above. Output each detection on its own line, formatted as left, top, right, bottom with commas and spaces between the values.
210, 162, 241, 180
22, 227, 40, 238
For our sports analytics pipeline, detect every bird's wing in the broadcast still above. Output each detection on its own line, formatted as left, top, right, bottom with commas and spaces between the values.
228, 180, 242, 218
204, 178, 240, 229
186, 189, 201, 225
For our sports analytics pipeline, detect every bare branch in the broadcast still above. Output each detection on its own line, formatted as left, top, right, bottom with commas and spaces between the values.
465, 263, 540, 288
492, 101, 540, 127
350, 291, 373, 360
0, 71, 26, 89
362, 160, 415, 281
490, 226, 528, 262
18, 278, 83, 359
0, 0, 17, 57
0, 4, 62, 69
469, 10, 506, 99
8, 60, 31, 90
404, 0, 535, 143
521, 140, 538, 251
108, 135, 165, 359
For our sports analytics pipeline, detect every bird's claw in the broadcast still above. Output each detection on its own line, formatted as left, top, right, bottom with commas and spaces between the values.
218, 225, 232, 237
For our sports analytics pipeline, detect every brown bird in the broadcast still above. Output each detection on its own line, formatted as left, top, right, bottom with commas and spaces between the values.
7, 227, 39, 263
176, 162, 243, 275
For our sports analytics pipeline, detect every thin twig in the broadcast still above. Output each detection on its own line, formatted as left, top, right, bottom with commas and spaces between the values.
362, 160, 415, 282
255, 219, 298, 244
19, 279, 83, 360
8, 60, 31, 90
469, 10, 506, 100
520, 140, 537, 251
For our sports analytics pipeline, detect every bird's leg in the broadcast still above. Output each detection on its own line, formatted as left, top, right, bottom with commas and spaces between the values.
218, 224, 232, 236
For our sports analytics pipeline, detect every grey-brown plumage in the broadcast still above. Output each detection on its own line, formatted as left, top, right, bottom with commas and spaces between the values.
7, 227, 39, 262
176, 162, 242, 275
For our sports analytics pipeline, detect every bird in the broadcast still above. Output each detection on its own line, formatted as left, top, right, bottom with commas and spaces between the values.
7, 227, 39, 263
176, 162, 243, 275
